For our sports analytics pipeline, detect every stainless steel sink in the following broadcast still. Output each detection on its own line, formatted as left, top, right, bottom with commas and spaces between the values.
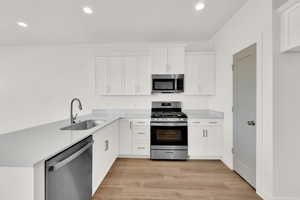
60, 120, 98, 131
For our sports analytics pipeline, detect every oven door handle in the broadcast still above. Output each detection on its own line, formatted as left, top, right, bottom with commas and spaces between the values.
151, 123, 187, 127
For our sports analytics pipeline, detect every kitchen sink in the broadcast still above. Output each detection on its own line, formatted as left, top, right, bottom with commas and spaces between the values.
60, 120, 100, 131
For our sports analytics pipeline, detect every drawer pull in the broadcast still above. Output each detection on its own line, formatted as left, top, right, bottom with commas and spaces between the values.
136, 132, 145, 135
209, 121, 218, 124
137, 147, 145, 150
192, 122, 201, 124
135, 122, 146, 124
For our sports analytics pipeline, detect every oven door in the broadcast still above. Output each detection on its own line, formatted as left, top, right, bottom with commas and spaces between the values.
151, 123, 188, 147
152, 79, 176, 93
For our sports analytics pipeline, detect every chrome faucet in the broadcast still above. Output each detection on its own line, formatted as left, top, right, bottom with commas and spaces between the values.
70, 98, 83, 124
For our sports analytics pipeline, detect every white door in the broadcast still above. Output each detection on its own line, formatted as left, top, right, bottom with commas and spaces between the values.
233, 44, 257, 188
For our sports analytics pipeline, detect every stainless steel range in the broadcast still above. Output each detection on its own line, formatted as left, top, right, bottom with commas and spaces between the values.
151, 101, 188, 160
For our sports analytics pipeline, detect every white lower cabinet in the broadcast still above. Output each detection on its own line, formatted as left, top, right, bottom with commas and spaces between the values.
188, 119, 223, 159
119, 119, 150, 157
92, 120, 119, 193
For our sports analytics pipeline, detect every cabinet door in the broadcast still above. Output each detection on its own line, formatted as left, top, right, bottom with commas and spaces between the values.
167, 47, 185, 74
108, 57, 124, 95
188, 126, 205, 157
119, 119, 132, 155
281, 2, 300, 52
92, 130, 107, 193
95, 57, 109, 94
151, 47, 168, 74
185, 53, 216, 95
124, 57, 137, 95
135, 56, 151, 95
203, 126, 222, 157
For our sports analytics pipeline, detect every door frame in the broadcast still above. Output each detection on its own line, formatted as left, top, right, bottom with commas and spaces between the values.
233, 43, 257, 188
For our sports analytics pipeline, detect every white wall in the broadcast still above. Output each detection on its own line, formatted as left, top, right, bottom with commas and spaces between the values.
0, 42, 213, 134
273, 2, 300, 198
0, 45, 94, 134
211, 0, 273, 199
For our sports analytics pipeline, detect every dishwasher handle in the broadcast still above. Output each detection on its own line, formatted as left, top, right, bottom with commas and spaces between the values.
48, 141, 93, 172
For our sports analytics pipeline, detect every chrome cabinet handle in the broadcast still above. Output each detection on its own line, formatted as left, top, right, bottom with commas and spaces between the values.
202, 129, 208, 137
137, 147, 145, 150
247, 120, 256, 126
209, 121, 218, 124
137, 132, 145, 135
192, 122, 201, 124
104, 140, 109, 151
130, 121, 132, 129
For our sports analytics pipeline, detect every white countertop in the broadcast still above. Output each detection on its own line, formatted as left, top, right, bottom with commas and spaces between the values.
0, 109, 223, 168
0, 114, 120, 167
184, 110, 224, 119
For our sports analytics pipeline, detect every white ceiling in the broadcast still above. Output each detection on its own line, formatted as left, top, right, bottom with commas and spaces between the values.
0, 0, 247, 45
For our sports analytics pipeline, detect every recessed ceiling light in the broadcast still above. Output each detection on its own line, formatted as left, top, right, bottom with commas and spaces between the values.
195, 1, 206, 11
17, 22, 28, 28
83, 6, 93, 14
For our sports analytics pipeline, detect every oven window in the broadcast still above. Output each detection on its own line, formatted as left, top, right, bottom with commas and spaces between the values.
156, 130, 182, 141
153, 80, 175, 90
151, 126, 187, 146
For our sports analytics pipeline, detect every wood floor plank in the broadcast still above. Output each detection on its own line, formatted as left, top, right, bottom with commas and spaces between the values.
92, 158, 262, 200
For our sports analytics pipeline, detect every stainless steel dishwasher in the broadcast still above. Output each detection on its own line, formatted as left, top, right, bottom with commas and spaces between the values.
45, 136, 93, 200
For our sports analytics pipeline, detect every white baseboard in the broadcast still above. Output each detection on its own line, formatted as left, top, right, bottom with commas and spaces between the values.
118, 155, 221, 160
258, 193, 300, 200
189, 156, 221, 160
118, 155, 150, 159
270, 197, 300, 200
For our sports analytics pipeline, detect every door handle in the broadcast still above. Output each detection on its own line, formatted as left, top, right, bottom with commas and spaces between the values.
247, 120, 256, 126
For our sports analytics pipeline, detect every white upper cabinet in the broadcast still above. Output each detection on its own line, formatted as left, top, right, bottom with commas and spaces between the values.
95, 55, 151, 95
185, 52, 216, 95
151, 46, 185, 74
278, 0, 300, 52
135, 56, 152, 95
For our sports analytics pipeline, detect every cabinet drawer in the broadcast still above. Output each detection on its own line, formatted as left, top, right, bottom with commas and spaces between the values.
133, 130, 149, 140
188, 119, 223, 126
132, 140, 150, 155
132, 120, 148, 126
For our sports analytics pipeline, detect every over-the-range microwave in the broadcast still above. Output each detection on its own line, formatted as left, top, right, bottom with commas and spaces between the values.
152, 74, 184, 94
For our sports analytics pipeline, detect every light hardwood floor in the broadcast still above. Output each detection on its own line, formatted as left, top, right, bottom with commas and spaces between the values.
92, 158, 262, 200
